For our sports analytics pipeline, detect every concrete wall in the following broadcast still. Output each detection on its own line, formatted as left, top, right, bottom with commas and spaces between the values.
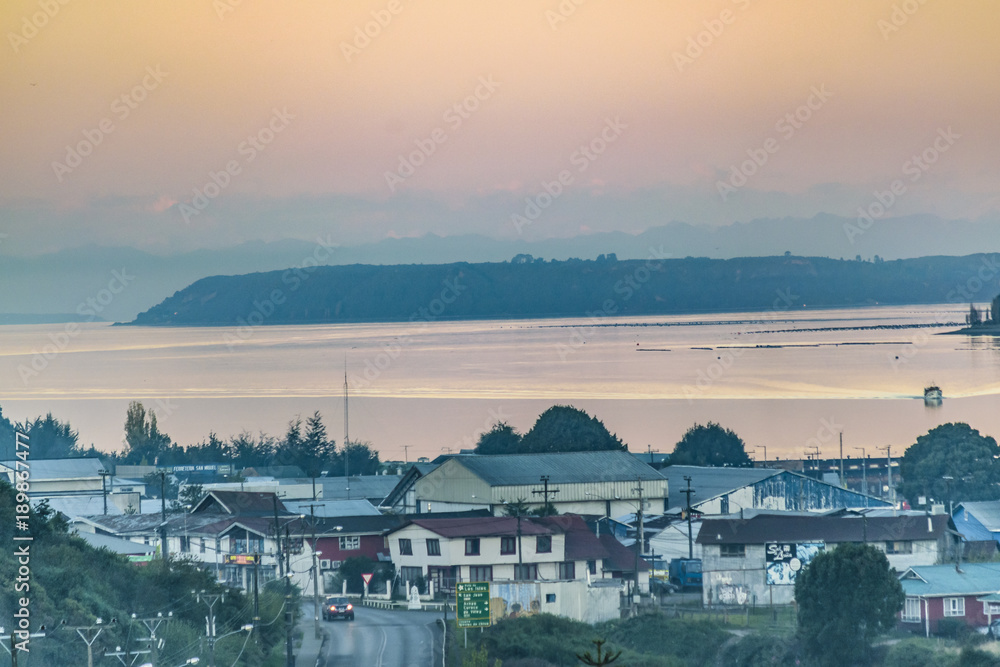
488, 580, 621, 624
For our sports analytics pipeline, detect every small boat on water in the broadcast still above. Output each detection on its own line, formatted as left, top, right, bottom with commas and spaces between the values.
924, 385, 943, 405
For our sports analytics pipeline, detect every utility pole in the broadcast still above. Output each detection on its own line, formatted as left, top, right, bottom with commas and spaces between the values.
854, 447, 867, 500
531, 475, 560, 515
253, 552, 260, 623
135, 612, 172, 667
98, 468, 111, 515
632, 477, 645, 599
196, 590, 224, 667
403, 445, 411, 464
880, 445, 895, 515
839, 432, 845, 489
304, 503, 324, 640
158, 471, 169, 566
681, 476, 696, 560
69, 619, 114, 667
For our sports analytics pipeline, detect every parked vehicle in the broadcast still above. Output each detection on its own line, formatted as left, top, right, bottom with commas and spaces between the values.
322, 596, 355, 621
668, 558, 702, 589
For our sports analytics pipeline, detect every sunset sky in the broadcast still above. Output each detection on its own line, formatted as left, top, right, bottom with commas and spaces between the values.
1, 0, 998, 254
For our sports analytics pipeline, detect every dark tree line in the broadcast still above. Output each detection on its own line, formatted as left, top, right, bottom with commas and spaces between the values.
0, 401, 380, 477
475, 405, 626, 455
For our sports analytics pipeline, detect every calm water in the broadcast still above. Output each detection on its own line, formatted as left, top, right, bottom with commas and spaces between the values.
2, 304, 999, 461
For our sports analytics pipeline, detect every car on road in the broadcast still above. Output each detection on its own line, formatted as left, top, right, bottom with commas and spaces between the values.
322, 596, 355, 621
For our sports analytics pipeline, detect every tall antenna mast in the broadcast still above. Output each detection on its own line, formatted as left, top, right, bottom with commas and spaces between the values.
343, 357, 349, 446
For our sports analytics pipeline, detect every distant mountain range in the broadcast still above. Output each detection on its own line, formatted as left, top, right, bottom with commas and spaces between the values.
128, 254, 1000, 327
4, 213, 1000, 322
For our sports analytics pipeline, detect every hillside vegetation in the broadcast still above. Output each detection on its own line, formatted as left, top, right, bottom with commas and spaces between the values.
127, 254, 997, 326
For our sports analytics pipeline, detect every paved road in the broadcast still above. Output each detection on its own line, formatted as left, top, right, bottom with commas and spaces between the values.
319, 604, 443, 667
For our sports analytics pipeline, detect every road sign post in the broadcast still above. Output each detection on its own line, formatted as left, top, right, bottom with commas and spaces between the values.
362, 572, 373, 598
455, 582, 490, 629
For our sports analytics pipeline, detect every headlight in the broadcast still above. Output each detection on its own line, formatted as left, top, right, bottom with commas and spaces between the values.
346, 604, 353, 610
329, 606, 336, 611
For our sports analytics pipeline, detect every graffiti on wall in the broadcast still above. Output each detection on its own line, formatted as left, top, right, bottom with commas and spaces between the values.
765, 542, 825, 585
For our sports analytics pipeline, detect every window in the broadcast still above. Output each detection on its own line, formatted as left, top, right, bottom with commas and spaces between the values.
199, 537, 206, 554
233, 538, 264, 554
398, 538, 413, 556
903, 597, 922, 622
400, 566, 422, 584
536, 536, 552, 554
588, 560, 597, 575
465, 538, 480, 556
546, 593, 556, 603
339, 536, 360, 551
558, 562, 576, 580
515, 564, 537, 581
944, 597, 965, 617
426, 538, 441, 556
500, 536, 517, 555
885, 541, 912, 554
720, 544, 745, 558
179, 536, 190, 553
720, 495, 729, 514
470, 565, 493, 582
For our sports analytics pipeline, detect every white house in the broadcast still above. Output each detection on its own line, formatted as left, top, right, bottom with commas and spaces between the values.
387, 514, 643, 623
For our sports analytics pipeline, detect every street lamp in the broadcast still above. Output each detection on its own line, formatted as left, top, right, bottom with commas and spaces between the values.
942, 475, 954, 516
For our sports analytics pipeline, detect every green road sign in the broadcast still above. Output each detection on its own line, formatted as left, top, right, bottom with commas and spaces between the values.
456, 582, 491, 628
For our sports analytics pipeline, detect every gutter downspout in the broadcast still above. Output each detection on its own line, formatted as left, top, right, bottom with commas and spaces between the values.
924, 597, 929, 638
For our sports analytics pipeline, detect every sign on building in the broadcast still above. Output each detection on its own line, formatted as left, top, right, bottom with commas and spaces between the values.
765, 542, 824, 585
225, 554, 260, 565
456, 582, 491, 628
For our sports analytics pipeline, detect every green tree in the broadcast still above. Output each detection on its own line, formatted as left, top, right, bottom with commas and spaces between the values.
0, 404, 15, 459
669, 422, 752, 467
794, 542, 904, 667
300, 411, 336, 477
336, 440, 381, 476
14, 413, 82, 459
899, 423, 1000, 506
123, 401, 172, 464
475, 422, 523, 455
519, 406, 626, 454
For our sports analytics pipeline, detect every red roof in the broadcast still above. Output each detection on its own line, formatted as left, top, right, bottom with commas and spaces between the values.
535, 515, 609, 561
599, 534, 650, 572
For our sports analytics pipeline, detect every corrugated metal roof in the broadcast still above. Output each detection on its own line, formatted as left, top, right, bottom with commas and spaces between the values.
698, 513, 951, 545
955, 502, 1000, 533
75, 531, 154, 555
405, 516, 556, 538
900, 563, 1000, 597
1, 457, 107, 480
660, 465, 777, 505
451, 452, 664, 486
37, 495, 122, 518
318, 475, 402, 502
285, 499, 381, 517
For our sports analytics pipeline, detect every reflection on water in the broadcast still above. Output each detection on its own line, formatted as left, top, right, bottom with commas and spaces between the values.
1, 304, 998, 458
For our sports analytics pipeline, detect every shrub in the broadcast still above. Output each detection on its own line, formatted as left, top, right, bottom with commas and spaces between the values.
717, 633, 804, 667
604, 614, 729, 666
883, 640, 943, 667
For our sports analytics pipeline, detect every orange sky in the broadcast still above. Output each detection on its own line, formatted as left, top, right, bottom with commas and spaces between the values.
1, 0, 998, 250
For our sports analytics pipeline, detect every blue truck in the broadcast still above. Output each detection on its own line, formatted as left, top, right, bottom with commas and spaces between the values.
668, 558, 702, 590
